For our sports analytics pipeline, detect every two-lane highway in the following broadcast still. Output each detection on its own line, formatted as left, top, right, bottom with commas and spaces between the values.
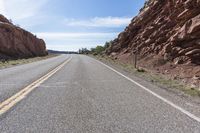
0, 55, 200, 132
0, 55, 69, 103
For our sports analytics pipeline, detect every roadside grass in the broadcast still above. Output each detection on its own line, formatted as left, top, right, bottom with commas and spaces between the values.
92, 54, 200, 97
0, 54, 59, 69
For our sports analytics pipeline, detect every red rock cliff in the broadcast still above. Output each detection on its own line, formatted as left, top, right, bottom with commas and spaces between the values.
0, 14, 47, 59
106, 0, 200, 86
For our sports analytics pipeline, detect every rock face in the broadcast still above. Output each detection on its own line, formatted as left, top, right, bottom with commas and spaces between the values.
106, 0, 200, 87
0, 14, 47, 59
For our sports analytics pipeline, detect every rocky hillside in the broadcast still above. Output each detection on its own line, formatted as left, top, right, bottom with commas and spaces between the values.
0, 14, 47, 59
106, 0, 200, 87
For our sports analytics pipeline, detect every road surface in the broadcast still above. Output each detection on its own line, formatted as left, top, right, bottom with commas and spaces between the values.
0, 55, 200, 132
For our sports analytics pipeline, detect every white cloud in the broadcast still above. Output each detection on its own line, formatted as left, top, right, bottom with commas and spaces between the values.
65, 17, 132, 27
0, 0, 5, 15
35, 32, 118, 51
36, 32, 118, 39
0, 0, 49, 29
0, 0, 48, 20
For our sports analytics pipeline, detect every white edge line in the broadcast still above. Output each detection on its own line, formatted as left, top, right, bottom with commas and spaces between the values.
94, 58, 200, 123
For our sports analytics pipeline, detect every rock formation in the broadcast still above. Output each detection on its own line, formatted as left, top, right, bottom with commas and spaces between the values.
106, 0, 200, 87
0, 14, 47, 59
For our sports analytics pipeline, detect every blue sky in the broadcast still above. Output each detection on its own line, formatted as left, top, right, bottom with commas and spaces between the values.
0, 0, 145, 51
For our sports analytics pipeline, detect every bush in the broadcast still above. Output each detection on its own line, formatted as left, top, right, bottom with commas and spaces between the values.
79, 48, 90, 54
137, 68, 146, 73
92, 46, 105, 55
79, 41, 112, 55
90, 41, 112, 55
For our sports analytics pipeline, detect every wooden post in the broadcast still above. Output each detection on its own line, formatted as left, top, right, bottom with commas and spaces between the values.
134, 51, 137, 69
132, 49, 137, 69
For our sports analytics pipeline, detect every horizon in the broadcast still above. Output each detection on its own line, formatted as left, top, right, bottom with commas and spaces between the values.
0, 0, 146, 51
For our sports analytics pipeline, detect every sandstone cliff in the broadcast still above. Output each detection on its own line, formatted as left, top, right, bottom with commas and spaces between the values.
106, 0, 200, 86
0, 14, 47, 59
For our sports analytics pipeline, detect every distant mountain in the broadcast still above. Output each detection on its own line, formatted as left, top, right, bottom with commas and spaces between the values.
48, 50, 78, 54
0, 14, 47, 59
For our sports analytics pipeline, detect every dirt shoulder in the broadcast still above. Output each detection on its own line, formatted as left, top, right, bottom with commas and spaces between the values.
0, 54, 59, 69
91, 54, 200, 98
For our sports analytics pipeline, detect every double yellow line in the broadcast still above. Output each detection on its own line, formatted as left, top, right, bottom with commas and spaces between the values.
0, 57, 72, 116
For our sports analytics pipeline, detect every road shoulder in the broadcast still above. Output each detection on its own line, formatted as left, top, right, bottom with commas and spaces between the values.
0, 54, 59, 70
89, 55, 200, 120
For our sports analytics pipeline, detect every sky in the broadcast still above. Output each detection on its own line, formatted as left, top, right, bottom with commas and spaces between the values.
0, 0, 146, 51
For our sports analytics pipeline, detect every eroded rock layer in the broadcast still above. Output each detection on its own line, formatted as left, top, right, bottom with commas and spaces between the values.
0, 14, 47, 59
106, 0, 200, 86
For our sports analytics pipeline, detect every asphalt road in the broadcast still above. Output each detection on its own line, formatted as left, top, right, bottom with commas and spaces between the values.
0, 54, 200, 132
0, 54, 69, 103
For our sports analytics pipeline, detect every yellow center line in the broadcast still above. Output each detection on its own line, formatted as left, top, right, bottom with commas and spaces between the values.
0, 56, 72, 116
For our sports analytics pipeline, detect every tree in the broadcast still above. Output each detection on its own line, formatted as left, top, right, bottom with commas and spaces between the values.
79, 48, 90, 54
94, 46, 105, 54
9, 19, 13, 23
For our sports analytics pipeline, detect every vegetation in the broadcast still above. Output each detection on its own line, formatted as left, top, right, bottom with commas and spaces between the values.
0, 54, 58, 69
78, 48, 90, 54
79, 41, 111, 55
93, 55, 200, 97
9, 19, 13, 23
90, 46, 105, 55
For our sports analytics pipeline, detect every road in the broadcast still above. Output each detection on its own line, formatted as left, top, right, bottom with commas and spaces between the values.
0, 54, 200, 132
0, 55, 69, 103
